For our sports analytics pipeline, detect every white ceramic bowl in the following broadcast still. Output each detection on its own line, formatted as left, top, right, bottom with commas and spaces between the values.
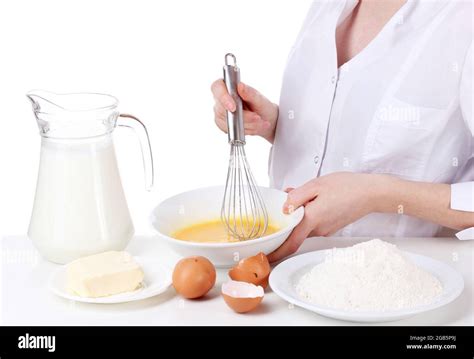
150, 186, 304, 267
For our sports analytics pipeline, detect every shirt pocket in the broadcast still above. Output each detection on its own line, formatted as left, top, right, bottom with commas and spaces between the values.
361, 96, 446, 180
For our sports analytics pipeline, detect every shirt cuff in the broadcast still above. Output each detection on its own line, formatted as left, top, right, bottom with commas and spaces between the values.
451, 182, 474, 212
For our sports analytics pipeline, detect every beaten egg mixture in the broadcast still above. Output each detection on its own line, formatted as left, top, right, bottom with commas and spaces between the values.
172, 219, 279, 243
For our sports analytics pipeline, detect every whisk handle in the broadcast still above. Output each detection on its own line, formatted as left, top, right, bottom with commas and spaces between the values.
223, 53, 245, 145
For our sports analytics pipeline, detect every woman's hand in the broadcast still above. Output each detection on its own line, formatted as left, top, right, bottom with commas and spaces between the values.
211, 80, 278, 143
267, 172, 383, 262
268, 172, 474, 262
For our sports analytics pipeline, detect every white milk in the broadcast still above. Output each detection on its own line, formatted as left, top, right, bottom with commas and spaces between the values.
28, 135, 134, 264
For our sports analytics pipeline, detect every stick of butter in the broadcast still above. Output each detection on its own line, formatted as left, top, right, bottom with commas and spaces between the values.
66, 251, 144, 298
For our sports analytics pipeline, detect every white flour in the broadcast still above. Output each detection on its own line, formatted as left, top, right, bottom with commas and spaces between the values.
296, 239, 443, 311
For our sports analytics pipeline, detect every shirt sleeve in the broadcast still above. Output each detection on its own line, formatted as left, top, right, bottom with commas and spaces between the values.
452, 41, 474, 240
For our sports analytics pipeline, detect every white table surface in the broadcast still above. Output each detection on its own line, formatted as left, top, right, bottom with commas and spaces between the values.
1, 235, 472, 326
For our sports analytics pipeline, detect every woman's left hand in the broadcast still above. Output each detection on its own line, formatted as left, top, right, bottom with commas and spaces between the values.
267, 172, 384, 262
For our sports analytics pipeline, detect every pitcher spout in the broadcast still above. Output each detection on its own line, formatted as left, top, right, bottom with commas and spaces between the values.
27, 90, 62, 114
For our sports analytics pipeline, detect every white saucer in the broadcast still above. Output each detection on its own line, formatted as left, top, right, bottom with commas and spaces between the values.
269, 250, 464, 323
48, 257, 172, 304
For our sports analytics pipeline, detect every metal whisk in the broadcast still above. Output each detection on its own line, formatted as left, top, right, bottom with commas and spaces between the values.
221, 53, 269, 240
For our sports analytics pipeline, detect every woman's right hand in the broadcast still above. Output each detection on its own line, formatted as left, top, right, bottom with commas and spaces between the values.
211, 79, 278, 143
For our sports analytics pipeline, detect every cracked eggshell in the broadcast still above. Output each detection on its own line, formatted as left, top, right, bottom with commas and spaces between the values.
228, 252, 271, 289
222, 280, 264, 313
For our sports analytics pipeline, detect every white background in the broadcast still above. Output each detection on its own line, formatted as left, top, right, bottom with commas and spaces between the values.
0, 0, 312, 235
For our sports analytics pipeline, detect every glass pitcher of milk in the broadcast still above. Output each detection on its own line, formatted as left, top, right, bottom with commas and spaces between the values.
27, 90, 154, 264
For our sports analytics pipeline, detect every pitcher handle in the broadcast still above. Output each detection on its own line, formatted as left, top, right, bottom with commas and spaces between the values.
117, 113, 154, 191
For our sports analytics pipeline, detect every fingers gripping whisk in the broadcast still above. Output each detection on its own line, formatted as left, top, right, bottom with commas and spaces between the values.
221, 54, 269, 240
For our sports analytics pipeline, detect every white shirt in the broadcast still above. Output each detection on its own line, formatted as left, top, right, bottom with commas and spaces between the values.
269, 0, 473, 238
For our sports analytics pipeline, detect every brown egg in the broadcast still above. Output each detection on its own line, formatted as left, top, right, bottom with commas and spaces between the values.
222, 280, 264, 313
172, 256, 216, 299
228, 252, 271, 289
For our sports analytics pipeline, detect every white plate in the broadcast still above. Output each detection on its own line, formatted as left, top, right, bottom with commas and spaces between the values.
269, 250, 464, 323
48, 258, 172, 304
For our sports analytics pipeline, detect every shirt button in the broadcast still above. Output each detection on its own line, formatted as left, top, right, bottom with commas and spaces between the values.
314, 155, 320, 164
331, 75, 337, 84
